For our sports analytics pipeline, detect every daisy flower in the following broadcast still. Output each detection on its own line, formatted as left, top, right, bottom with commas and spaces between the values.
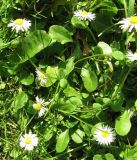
19, 132, 38, 151
33, 96, 49, 117
35, 69, 47, 86
8, 18, 31, 33
74, 10, 96, 21
93, 125, 116, 146
118, 16, 137, 32
127, 50, 137, 61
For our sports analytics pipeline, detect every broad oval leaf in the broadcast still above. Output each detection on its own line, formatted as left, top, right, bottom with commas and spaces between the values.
93, 154, 103, 160
59, 78, 68, 88
105, 153, 116, 160
71, 129, 85, 144
81, 64, 98, 92
49, 25, 73, 44
63, 85, 82, 99
111, 91, 124, 112
71, 16, 87, 29
56, 129, 69, 153
59, 97, 82, 113
10, 30, 51, 64
19, 72, 34, 85
112, 51, 124, 61
115, 110, 131, 136
45, 66, 59, 87
98, 42, 112, 55
12, 91, 28, 112
59, 57, 75, 78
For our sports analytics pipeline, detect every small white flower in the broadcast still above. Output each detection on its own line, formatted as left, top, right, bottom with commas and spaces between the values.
93, 125, 116, 145
74, 10, 96, 21
8, 18, 31, 33
36, 69, 47, 86
118, 16, 137, 32
127, 50, 137, 61
33, 96, 49, 117
19, 132, 38, 151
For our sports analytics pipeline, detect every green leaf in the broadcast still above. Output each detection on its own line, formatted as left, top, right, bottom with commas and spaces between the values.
49, 25, 73, 44
59, 57, 75, 78
128, 0, 135, 16
12, 91, 28, 112
115, 110, 131, 136
0, 83, 6, 90
63, 84, 82, 99
71, 129, 85, 144
112, 51, 125, 61
93, 154, 103, 160
81, 63, 98, 92
121, 143, 137, 160
10, 30, 51, 64
98, 42, 112, 55
59, 97, 82, 113
111, 89, 124, 112
45, 66, 59, 87
105, 153, 116, 160
19, 72, 34, 85
99, 1, 118, 15
44, 126, 56, 142
71, 16, 87, 29
92, 11, 113, 33
59, 78, 68, 88
93, 153, 116, 160
56, 129, 69, 153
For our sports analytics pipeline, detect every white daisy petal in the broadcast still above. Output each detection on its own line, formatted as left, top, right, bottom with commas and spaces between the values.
93, 125, 116, 146
38, 107, 47, 117
119, 16, 137, 32
35, 69, 47, 86
74, 10, 96, 21
127, 50, 137, 61
8, 18, 31, 33
25, 144, 34, 151
19, 141, 26, 148
19, 132, 38, 151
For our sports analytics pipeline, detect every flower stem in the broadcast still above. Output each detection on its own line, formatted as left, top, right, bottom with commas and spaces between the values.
87, 26, 97, 44
123, 0, 128, 17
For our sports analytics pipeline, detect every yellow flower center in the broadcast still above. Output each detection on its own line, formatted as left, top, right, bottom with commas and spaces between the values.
101, 130, 109, 138
81, 10, 88, 16
25, 137, 32, 144
130, 16, 137, 24
33, 103, 42, 111
14, 19, 24, 25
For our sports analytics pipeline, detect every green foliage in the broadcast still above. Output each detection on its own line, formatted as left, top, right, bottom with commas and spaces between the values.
45, 66, 59, 87
1, 0, 137, 159
49, 25, 73, 44
115, 110, 131, 136
93, 153, 116, 160
121, 143, 137, 160
71, 16, 88, 29
81, 63, 98, 92
112, 51, 125, 61
71, 129, 85, 143
10, 30, 51, 64
56, 129, 69, 153
11, 91, 28, 113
